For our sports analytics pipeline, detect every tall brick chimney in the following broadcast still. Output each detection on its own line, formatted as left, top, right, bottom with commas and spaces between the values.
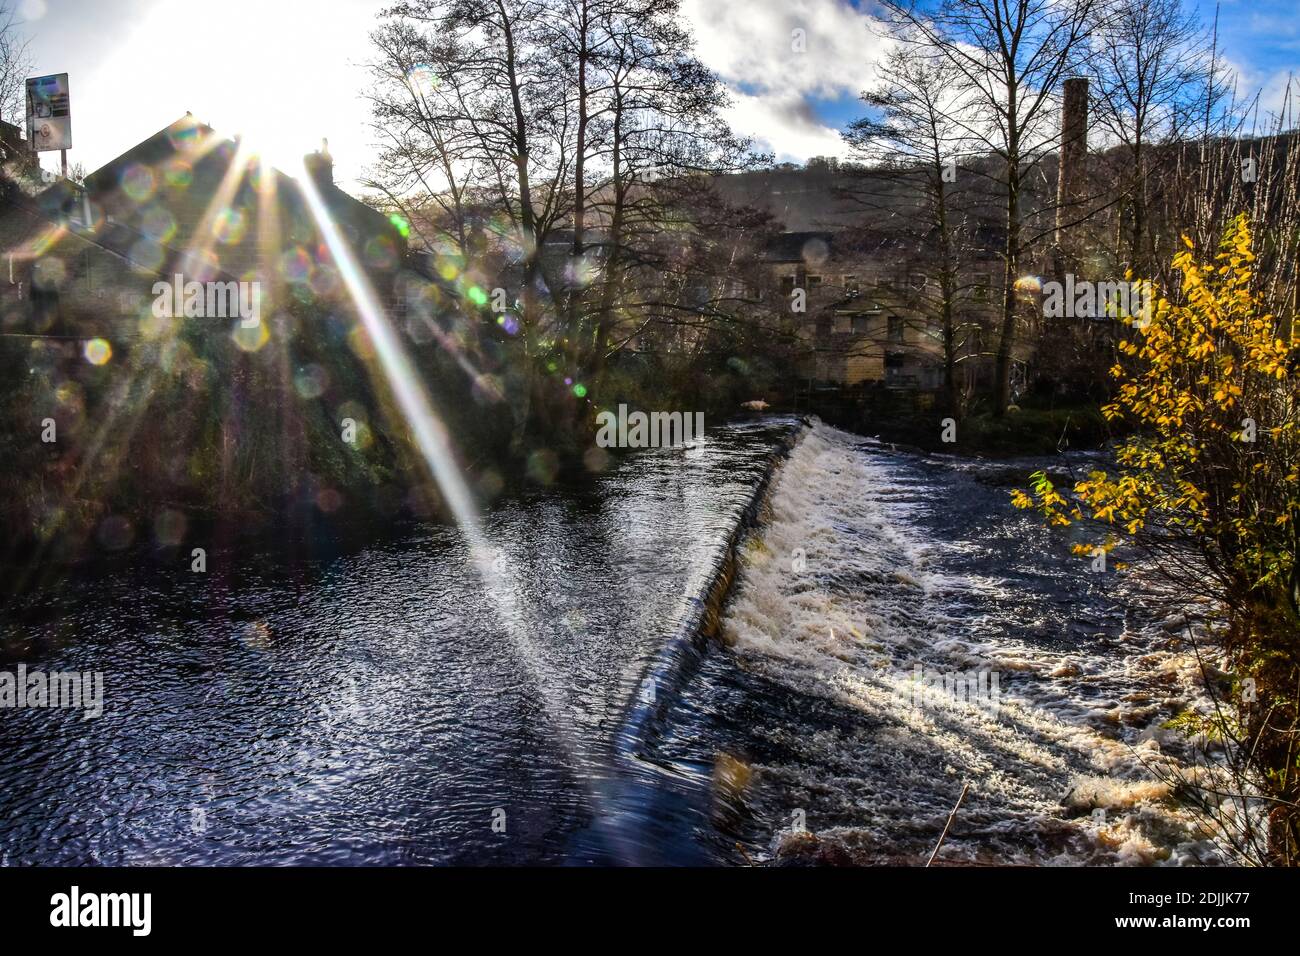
1055, 77, 1088, 256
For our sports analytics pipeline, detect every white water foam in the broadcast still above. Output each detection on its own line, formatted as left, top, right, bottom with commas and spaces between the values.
720, 423, 1226, 865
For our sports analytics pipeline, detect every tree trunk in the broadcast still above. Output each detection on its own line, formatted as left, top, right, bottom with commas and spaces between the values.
993, 171, 1021, 415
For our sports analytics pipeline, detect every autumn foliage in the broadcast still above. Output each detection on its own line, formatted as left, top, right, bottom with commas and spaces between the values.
1014, 215, 1300, 862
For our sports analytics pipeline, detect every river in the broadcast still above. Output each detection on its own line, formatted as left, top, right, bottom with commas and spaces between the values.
0, 419, 1221, 865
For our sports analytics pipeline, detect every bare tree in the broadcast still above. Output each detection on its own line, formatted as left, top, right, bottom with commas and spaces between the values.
569, 0, 754, 374
0, 2, 32, 129
367, 0, 761, 447
1087, 0, 1217, 276
365, 17, 481, 257
846, 40, 989, 418
877, 0, 1100, 415
369, 0, 580, 451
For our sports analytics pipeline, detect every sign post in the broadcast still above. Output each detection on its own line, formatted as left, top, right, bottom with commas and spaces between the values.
25, 73, 72, 177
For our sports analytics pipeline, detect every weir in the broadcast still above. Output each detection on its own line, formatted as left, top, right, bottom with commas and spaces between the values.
568, 420, 812, 864
612, 419, 810, 762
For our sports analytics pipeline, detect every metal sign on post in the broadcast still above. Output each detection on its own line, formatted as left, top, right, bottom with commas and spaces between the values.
25, 73, 72, 156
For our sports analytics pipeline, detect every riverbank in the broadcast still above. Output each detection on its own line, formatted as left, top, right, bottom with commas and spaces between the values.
0, 319, 783, 590
805, 396, 1118, 457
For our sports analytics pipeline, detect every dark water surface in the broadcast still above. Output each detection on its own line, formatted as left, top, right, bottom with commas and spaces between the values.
0, 420, 796, 865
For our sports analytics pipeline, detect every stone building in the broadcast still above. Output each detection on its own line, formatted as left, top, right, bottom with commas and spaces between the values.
709, 165, 1006, 397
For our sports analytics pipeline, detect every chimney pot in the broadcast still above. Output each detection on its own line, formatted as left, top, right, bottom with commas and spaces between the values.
305, 138, 334, 188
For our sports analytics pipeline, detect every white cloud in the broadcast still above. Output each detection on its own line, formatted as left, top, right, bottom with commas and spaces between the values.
1246, 68, 1299, 127
684, 0, 890, 162
1206, 54, 1300, 132
685, 0, 887, 99
724, 90, 855, 163
45, 0, 889, 182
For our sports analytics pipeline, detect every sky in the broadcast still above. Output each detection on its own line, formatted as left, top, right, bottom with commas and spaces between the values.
14, 0, 1300, 188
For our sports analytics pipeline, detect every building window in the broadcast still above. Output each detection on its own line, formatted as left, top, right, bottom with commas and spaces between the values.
888, 315, 904, 343
851, 315, 870, 334
973, 275, 990, 302
780, 275, 796, 296
807, 275, 822, 290
843, 274, 859, 294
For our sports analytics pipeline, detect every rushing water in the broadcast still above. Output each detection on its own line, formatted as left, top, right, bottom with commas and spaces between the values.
0, 418, 1220, 866
642, 423, 1223, 865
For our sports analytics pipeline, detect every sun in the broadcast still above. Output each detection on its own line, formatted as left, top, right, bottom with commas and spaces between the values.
74, 0, 380, 181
